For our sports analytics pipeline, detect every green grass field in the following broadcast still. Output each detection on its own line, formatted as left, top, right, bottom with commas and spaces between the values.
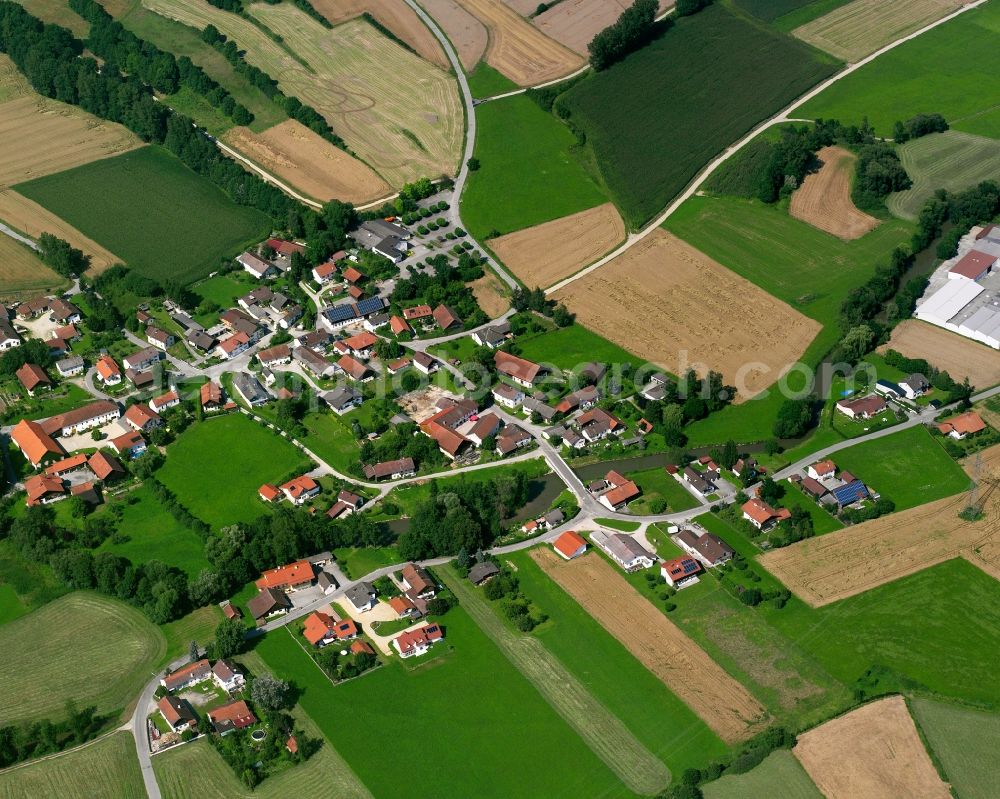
0, 582, 28, 626
254, 609, 633, 799
15, 146, 271, 285
593, 517, 641, 532
768, 559, 1000, 709
467, 62, 518, 99
0, 731, 145, 799
831, 425, 970, 509
557, 4, 838, 228
702, 749, 822, 799
0, 540, 67, 621
463, 94, 607, 239
779, 481, 843, 534
502, 552, 729, 776
627, 466, 701, 513
98, 485, 212, 579
193, 272, 256, 310
300, 411, 363, 476
158, 414, 308, 528
331, 546, 401, 580
887, 130, 1000, 219
0, 592, 165, 724
911, 697, 1000, 799
798, 0, 1000, 139
514, 323, 645, 372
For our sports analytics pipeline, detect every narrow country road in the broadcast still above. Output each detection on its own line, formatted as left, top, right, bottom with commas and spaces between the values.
0, 222, 38, 250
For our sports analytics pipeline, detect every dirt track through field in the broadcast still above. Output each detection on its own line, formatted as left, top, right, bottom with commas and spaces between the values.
445, 567, 671, 795
794, 696, 951, 799
533, 0, 670, 56
532, 549, 769, 742
552, 229, 822, 400
223, 121, 391, 204
794, 0, 965, 62
789, 146, 879, 240
311, 0, 448, 66
419, 0, 488, 68
878, 320, 1000, 389
0, 189, 121, 273
761, 444, 1000, 606
452, 0, 583, 84
490, 203, 626, 288
0, 95, 142, 187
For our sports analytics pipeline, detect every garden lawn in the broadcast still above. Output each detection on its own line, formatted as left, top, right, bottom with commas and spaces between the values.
505, 550, 729, 775
593, 517, 640, 532
332, 546, 400, 580
798, 0, 1000, 139
911, 697, 1000, 799
193, 272, 258, 319
158, 414, 309, 527
766, 559, 1000, 709
254, 609, 633, 799
627, 466, 701, 513
15, 146, 271, 285
557, 3, 838, 228
831, 425, 970, 510
514, 323, 645, 372
98, 485, 212, 579
779, 482, 843, 535
160, 605, 224, 662
702, 749, 822, 799
0, 731, 145, 798
301, 411, 362, 476
0, 592, 165, 724
463, 94, 607, 239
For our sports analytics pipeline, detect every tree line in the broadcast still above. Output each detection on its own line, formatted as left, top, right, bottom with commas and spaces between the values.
588, 0, 660, 70
69, 0, 253, 126
0, 702, 109, 769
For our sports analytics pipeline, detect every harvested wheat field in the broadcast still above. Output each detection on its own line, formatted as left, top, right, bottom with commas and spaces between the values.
533, 0, 670, 56
468, 274, 509, 316
794, 0, 965, 62
223, 121, 391, 204
454, 0, 583, 84
311, 0, 448, 67
761, 444, 1000, 606
790, 146, 879, 240
794, 697, 950, 799
420, 0, 488, 69
142, 0, 462, 187
0, 53, 31, 103
0, 190, 121, 273
532, 548, 769, 742
0, 95, 142, 187
879, 320, 1000, 389
552, 229, 822, 399
490, 203, 625, 288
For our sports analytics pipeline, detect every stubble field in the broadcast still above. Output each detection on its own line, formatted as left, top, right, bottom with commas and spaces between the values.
489, 203, 625, 288
419, 0, 488, 69
533, 0, 669, 56
467, 273, 509, 316
878, 320, 1000, 389
532, 548, 769, 743
0, 234, 68, 301
552, 229, 822, 399
793, 0, 966, 63
760, 443, 1000, 607
311, 0, 448, 67
141, 0, 462, 186
0, 190, 122, 273
451, 0, 583, 84
793, 696, 950, 799
789, 146, 879, 239
222, 120, 391, 204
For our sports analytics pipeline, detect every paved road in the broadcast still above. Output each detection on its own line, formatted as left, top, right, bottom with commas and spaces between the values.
544, 0, 989, 295
0, 222, 39, 250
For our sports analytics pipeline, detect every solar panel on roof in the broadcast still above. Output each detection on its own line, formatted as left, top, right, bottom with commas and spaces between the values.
356, 297, 386, 316
682, 560, 698, 574
833, 480, 869, 505
323, 305, 357, 323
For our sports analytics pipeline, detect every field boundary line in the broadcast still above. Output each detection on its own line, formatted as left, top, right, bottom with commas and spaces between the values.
544, 0, 989, 295
0, 727, 127, 775
442, 566, 672, 795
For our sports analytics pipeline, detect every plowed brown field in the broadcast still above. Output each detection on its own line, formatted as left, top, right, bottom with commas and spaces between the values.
552, 229, 822, 399
878, 320, 1000, 389
420, 0, 488, 69
489, 203, 625, 288
794, 696, 950, 799
790, 146, 879, 240
0, 190, 121, 273
223, 121, 391, 204
532, 548, 769, 742
454, 0, 583, 84
311, 0, 448, 67
761, 444, 1000, 606
0, 95, 142, 186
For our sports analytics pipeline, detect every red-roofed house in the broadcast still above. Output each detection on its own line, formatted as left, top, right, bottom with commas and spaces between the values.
949, 249, 996, 281
95, 355, 122, 385
44, 453, 89, 477
255, 560, 315, 592
24, 474, 68, 506
259, 483, 280, 503
741, 498, 791, 530
389, 595, 420, 619
158, 696, 197, 732
342, 266, 364, 284
389, 315, 412, 336
266, 237, 305, 256
10, 419, 63, 467
200, 381, 225, 412
494, 351, 543, 387
123, 402, 162, 432
336, 355, 372, 382
110, 429, 147, 458
807, 460, 837, 480
280, 475, 320, 505
219, 331, 250, 359
938, 411, 987, 439
302, 611, 339, 646
432, 304, 461, 330
393, 624, 444, 658
553, 531, 587, 560
150, 390, 180, 413
661, 556, 702, 588
208, 700, 257, 735
88, 451, 125, 482
402, 304, 432, 321
161, 659, 212, 692
343, 331, 378, 359
16, 363, 51, 396
836, 395, 886, 420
